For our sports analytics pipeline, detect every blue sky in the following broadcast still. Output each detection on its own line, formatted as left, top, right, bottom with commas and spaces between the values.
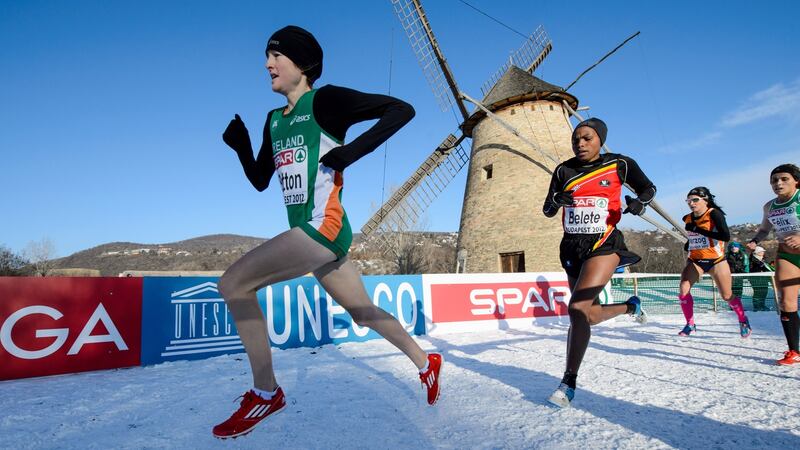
2, 0, 799, 257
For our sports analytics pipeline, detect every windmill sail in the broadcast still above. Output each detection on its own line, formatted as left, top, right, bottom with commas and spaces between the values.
391, 0, 469, 120
361, 134, 468, 237
480, 26, 553, 97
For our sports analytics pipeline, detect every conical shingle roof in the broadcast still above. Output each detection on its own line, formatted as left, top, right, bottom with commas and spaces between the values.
461, 65, 578, 137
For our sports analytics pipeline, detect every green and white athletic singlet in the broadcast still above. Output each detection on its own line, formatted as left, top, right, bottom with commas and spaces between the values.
768, 190, 800, 242
269, 89, 352, 258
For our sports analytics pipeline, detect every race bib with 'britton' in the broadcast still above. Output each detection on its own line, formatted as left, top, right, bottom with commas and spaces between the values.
273, 145, 309, 206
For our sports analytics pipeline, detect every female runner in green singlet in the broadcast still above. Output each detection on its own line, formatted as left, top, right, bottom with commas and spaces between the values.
212, 26, 442, 439
748, 163, 800, 365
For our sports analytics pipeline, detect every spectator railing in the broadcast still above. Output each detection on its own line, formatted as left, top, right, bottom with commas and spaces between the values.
610, 272, 786, 315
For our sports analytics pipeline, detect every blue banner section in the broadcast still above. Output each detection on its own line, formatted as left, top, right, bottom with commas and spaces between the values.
141, 275, 424, 365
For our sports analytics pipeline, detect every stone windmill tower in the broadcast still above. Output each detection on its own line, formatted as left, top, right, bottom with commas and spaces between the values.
458, 68, 578, 272
360, 0, 683, 273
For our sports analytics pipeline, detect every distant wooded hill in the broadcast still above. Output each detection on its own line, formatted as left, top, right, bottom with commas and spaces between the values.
49, 223, 775, 276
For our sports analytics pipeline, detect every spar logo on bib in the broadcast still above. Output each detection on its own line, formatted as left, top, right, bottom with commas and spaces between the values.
573, 197, 608, 209
275, 149, 295, 168
294, 147, 307, 163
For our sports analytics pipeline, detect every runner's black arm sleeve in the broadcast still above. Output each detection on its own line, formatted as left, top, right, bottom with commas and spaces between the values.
236, 118, 276, 192
542, 165, 564, 218
314, 85, 414, 171
691, 208, 731, 241
620, 156, 656, 204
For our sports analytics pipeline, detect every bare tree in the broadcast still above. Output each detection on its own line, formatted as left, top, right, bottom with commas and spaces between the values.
23, 238, 57, 276
0, 245, 28, 276
382, 232, 430, 274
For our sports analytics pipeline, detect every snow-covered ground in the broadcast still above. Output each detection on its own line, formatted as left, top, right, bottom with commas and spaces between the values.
2, 312, 798, 450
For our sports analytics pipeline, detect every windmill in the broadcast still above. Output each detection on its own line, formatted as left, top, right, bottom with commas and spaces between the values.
362, 0, 684, 273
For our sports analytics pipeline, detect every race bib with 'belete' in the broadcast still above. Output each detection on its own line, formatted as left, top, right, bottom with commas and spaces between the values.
563, 197, 609, 234
273, 145, 309, 205
687, 231, 711, 250
768, 205, 800, 235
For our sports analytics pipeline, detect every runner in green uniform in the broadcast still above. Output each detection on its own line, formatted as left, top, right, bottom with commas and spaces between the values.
212, 26, 443, 439
748, 163, 800, 365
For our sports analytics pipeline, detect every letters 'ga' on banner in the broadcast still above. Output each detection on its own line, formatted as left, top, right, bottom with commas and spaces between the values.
141, 275, 425, 366
422, 272, 574, 334
0, 277, 143, 381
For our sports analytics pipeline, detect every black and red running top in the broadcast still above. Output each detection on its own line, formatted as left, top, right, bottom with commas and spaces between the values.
543, 153, 656, 248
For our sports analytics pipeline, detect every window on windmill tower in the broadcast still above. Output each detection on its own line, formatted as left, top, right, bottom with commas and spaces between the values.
549, 105, 554, 111
500, 251, 525, 273
483, 164, 493, 180
510, 108, 516, 115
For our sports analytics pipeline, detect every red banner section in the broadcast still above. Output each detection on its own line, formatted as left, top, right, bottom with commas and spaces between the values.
0, 277, 142, 380
428, 278, 570, 324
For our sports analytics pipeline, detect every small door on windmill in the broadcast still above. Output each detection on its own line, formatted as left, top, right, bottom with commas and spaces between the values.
500, 251, 526, 273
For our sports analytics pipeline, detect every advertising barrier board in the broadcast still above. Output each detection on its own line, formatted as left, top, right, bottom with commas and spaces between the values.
422, 272, 572, 334
140, 275, 424, 365
0, 277, 142, 380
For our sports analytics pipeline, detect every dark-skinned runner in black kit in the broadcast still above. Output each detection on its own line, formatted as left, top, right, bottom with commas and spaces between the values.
542, 118, 655, 407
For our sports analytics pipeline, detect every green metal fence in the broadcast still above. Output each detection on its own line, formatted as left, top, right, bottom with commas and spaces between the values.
608, 273, 784, 315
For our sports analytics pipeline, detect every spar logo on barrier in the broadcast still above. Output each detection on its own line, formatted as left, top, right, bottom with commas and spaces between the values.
0, 277, 142, 380
141, 275, 425, 365
422, 273, 571, 332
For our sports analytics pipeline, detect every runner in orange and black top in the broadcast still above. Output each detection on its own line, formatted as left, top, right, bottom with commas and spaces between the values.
542, 117, 655, 408
677, 186, 751, 338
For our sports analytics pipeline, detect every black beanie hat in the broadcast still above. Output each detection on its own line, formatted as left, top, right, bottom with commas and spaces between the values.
573, 118, 608, 145
266, 25, 323, 83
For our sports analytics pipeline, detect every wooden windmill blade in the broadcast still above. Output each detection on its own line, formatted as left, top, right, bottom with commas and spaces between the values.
360, 0, 473, 240
480, 25, 553, 97
361, 133, 469, 237
391, 0, 469, 120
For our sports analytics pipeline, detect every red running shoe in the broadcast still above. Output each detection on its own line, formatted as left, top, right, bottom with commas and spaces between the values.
777, 350, 800, 366
419, 353, 443, 406
212, 388, 286, 439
